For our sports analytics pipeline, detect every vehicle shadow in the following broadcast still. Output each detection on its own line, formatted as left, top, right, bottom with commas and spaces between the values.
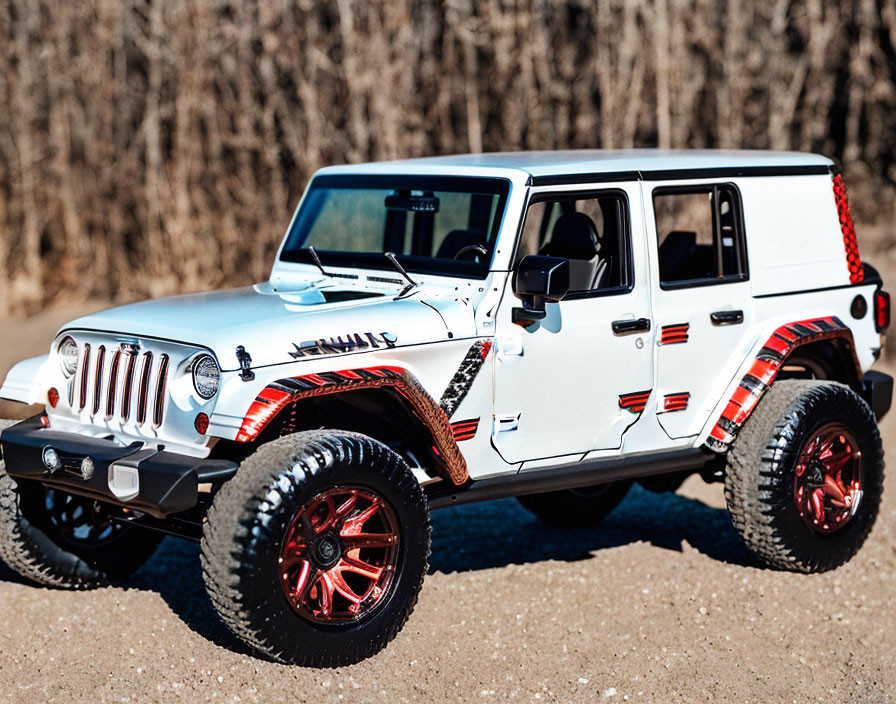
428, 484, 750, 574
0, 484, 749, 654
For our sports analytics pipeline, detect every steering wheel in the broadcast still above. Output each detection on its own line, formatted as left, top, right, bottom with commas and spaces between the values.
453, 244, 488, 261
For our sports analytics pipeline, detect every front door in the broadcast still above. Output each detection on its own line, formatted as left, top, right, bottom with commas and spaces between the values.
492, 183, 654, 464
647, 181, 755, 439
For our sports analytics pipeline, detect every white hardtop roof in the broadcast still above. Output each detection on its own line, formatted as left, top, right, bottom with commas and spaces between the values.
316, 149, 834, 181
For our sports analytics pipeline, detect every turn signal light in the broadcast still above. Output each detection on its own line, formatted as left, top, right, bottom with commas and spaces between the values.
875, 289, 890, 332
47, 387, 59, 408
195, 412, 210, 435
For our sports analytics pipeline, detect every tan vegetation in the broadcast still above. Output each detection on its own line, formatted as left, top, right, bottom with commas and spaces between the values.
1, 0, 895, 313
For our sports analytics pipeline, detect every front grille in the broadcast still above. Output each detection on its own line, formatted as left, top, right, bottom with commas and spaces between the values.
72, 342, 170, 428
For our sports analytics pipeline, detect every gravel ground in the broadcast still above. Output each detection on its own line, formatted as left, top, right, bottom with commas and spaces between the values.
0, 307, 894, 703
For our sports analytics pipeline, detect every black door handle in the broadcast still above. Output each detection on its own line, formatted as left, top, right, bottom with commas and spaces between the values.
710, 310, 744, 326
612, 318, 651, 335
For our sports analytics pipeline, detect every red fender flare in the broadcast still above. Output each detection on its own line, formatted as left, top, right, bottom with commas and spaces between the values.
706, 316, 860, 452
234, 366, 469, 485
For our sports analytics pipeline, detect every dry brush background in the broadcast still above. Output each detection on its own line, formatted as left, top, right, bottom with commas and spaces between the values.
2, 0, 896, 314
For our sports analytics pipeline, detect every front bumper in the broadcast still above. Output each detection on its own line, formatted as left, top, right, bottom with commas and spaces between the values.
0, 416, 237, 518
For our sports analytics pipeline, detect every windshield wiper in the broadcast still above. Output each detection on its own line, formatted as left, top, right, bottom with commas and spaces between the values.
306, 246, 331, 278
384, 252, 418, 298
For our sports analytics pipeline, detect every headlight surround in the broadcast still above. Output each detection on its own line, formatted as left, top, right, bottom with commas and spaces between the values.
58, 336, 79, 377
191, 354, 220, 400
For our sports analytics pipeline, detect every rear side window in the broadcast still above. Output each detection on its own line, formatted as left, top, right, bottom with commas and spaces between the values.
515, 191, 632, 296
653, 184, 747, 287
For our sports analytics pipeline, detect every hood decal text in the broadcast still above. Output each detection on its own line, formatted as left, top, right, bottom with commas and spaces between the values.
289, 332, 398, 359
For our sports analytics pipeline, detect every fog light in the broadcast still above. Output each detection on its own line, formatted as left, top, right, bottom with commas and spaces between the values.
80, 456, 95, 481
47, 387, 59, 408
42, 447, 61, 473
108, 463, 139, 501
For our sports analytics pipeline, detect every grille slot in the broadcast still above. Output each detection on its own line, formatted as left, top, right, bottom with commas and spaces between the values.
136, 352, 153, 426
106, 350, 121, 419
92, 346, 105, 416
70, 341, 171, 428
154, 355, 170, 427
78, 344, 91, 411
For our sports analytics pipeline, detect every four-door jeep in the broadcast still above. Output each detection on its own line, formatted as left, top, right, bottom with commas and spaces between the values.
0, 150, 890, 666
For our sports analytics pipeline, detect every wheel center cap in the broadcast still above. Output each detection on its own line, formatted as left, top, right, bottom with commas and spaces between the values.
310, 533, 342, 570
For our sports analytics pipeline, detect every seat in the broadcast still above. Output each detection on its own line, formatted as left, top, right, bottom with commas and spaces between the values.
540, 212, 603, 291
658, 230, 697, 282
436, 229, 483, 260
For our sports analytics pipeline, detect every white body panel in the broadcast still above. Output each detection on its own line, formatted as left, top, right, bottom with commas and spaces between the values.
0, 150, 885, 485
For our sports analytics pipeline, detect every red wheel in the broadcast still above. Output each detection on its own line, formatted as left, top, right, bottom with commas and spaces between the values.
201, 431, 430, 666
279, 486, 400, 623
793, 424, 863, 534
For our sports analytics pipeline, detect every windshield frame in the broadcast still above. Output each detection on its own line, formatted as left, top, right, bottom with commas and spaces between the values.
278, 174, 512, 280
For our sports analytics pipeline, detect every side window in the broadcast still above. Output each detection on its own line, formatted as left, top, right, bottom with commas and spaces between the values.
515, 192, 632, 295
653, 184, 747, 287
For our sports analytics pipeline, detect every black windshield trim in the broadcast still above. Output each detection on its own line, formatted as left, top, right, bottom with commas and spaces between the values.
279, 175, 512, 280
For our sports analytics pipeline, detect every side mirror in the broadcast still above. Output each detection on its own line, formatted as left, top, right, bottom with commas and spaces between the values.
512, 255, 569, 325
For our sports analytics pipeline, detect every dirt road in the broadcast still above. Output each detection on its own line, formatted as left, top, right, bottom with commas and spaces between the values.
0, 306, 893, 703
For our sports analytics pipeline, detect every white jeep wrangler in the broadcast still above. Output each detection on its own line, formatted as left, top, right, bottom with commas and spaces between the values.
0, 150, 890, 666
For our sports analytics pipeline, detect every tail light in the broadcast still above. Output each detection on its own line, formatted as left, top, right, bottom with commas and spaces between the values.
874, 289, 890, 332
832, 173, 864, 285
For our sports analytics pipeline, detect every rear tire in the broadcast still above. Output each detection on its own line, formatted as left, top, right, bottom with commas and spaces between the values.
517, 480, 632, 528
724, 380, 883, 573
201, 430, 431, 667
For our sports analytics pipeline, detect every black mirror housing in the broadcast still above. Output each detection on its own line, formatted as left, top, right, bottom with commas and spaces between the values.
512, 256, 570, 325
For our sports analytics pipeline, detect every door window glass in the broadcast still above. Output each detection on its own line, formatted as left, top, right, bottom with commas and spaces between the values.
516, 192, 632, 295
653, 185, 747, 287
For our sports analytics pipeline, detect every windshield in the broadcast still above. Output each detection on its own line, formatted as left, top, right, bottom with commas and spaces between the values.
279, 175, 510, 279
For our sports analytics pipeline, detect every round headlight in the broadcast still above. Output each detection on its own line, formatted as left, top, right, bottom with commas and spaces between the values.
58, 337, 79, 377
192, 354, 220, 400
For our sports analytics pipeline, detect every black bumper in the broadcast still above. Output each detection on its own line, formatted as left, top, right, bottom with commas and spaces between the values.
0, 416, 238, 518
861, 370, 893, 421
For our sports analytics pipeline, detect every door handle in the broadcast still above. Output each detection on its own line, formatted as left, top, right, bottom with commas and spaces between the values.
710, 310, 744, 326
612, 318, 651, 335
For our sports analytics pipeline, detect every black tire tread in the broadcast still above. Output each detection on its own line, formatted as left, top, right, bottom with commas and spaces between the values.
200, 430, 430, 667
725, 380, 884, 572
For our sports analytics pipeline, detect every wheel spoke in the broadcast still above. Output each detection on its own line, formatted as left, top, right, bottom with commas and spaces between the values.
341, 532, 399, 550
317, 572, 335, 616
279, 547, 308, 572
342, 498, 383, 533
822, 475, 847, 502
339, 555, 384, 582
328, 567, 364, 606
333, 492, 359, 528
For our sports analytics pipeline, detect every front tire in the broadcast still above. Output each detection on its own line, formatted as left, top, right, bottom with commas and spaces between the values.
201, 430, 431, 667
725, 380, 884, 573
0, 460, 164, 588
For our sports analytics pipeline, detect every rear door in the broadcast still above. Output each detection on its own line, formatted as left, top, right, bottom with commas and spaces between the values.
646, 181, 755, 439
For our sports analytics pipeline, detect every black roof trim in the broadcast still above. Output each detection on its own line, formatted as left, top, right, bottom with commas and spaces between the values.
529, 164, 832, 187
527, 171, 641, 187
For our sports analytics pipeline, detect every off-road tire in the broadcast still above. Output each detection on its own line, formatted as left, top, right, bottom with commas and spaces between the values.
0, 427, 163, 588
517, 480, 632, 528
725, 380, 884, 573
201, 430, 431, 667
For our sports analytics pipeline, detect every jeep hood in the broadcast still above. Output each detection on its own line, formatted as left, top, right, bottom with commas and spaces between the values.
60, 283, 475, 371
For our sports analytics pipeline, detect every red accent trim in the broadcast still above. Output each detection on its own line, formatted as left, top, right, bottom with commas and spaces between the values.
832, 173, 863, 284
479, 341, 493, 359
660, 323, 690, 345
235, 366, 468, 485
706, 316, 859, 451
618, 390, 651, 414
450, 418, 480, 441
663, 392, 690, 412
